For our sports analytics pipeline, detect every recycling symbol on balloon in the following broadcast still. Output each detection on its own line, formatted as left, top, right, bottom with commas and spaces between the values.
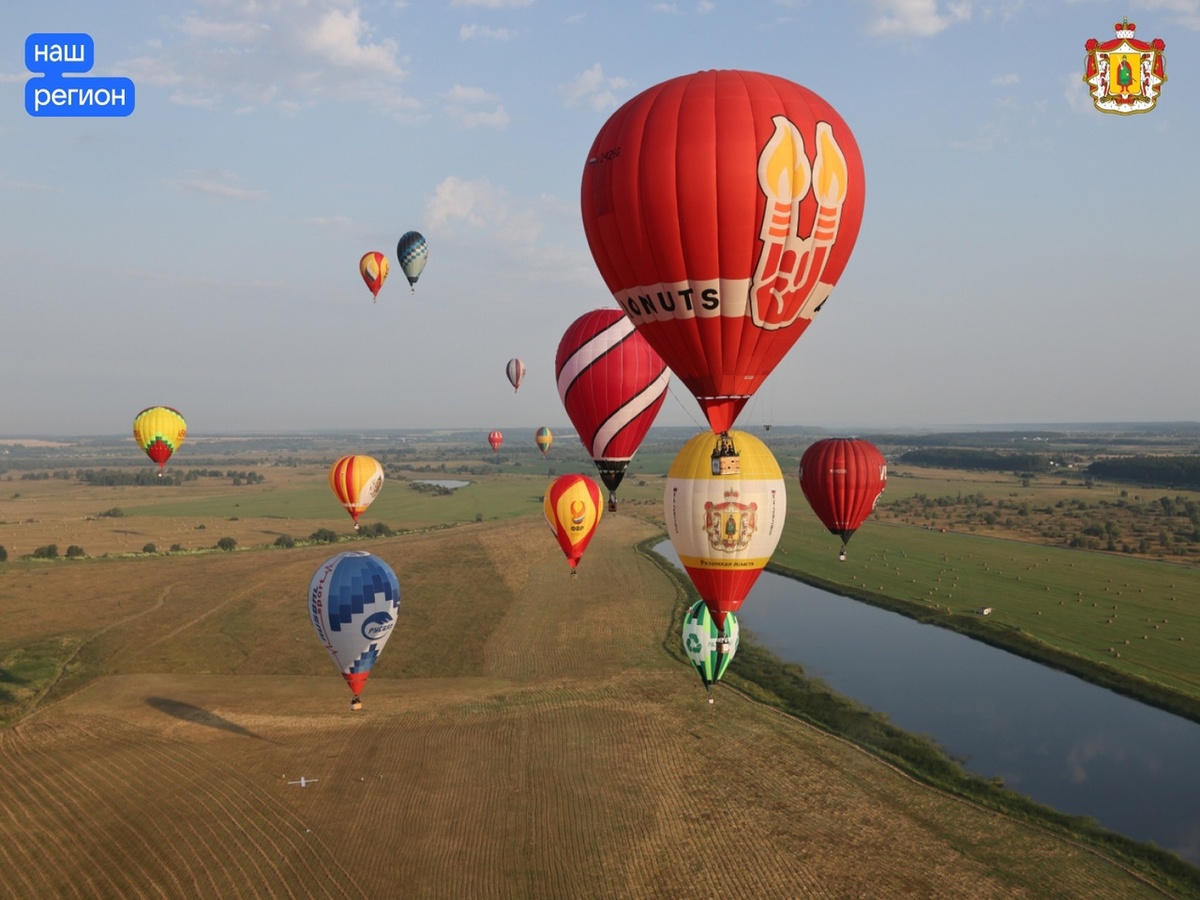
686, 633, 703, 655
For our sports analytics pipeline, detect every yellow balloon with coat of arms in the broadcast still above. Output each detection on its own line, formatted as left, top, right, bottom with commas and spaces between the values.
664, 429, 785, 626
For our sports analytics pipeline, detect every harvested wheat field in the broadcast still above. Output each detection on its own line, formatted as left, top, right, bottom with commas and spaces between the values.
0, 516, 1181, 898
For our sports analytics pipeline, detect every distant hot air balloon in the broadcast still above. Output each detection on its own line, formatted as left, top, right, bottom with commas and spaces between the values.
308, 550, 401, 710
506, 358, 526, 392
535, 426, 553, 457
488, 430, 504, 455
543, 473, 603, 574
329, 455, 385, 530
682, 599, 740, 701
799, 437, 887, 560
396, 231, 428, 292
132, 406, 187, 474
581, 70, 865, 434
556, 308, 669, 511
665, 430, 785, 627
359, 251, 389, 301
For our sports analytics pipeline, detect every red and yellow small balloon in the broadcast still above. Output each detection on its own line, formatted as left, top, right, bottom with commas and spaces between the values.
359, 251, 389, 301
133, 406, 187, 474
329, 455, 384, 529
544, 474, 603, 574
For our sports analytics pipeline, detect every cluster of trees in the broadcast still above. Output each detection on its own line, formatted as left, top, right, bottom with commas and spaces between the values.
73, 468, 266, 487
1087, 456, 1200, 490
20, 544, 87, 559
879, 490, 1200, 558
897, 448, 1069, 473
304, 522, 395, 545
410, 481, 455, 496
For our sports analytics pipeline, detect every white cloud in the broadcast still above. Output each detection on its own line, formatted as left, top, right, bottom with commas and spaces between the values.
558, 64, 631, 112
866, 0, 971, 38
303, 214, 355, 230
1136, 1, 1200, 30
442, 85, 510, 127
651, 3, 682, 12
173, 169, 268, 202
451, 0, 534, 6
425, 176, 511, 230
992, 73, 1018, 86
302, 7, 403, 76
460, 23, 518, 40
115, 0, 413, 114
0, 177, 60, 193
1063, 71, 1092, 114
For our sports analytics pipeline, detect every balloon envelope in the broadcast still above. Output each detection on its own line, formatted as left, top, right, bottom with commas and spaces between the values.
308, 551, 401, 699
543, 474, 603, 570
396, 231, 428, 289
506, 358, 526, 392
359, 251, 389, 300
133, 406, 187, 470
488, 430, 504, 453
555, 308, 669, 498
535, 426, 553, 456
682, 600, 740, 689
665, 429, 785, 625
329, 455, 384, 525
581, 70, 865, 433
799, 438, 887, 554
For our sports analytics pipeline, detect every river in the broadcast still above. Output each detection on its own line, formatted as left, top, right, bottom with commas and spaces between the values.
654, 541, 1200, 865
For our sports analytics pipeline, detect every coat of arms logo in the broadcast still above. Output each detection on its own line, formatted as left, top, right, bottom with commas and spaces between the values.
703, 490, 758, 553
1084, 18, 1166, 115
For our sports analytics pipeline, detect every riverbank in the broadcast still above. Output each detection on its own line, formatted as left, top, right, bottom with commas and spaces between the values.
638, 536, 1200, 896
767, 556, 1200, 726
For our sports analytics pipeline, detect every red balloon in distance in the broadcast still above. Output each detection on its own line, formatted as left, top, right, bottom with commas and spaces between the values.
798, 438, 887, 557
581, 70, 865, 434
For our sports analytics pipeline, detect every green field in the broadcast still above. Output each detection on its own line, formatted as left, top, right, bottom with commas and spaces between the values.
3, 433, 1200, 895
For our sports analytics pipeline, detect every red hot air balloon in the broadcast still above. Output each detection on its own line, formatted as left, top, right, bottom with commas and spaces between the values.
798, 438, 887, 560
555, 308, 669, 510
488, 430, 504, 455
581, 70, 865, 434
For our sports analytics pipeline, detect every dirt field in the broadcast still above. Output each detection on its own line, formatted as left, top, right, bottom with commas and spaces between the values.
0, 517, 1182, 898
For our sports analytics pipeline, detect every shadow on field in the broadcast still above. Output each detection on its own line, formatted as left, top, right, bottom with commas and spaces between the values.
146, 697, 274, 742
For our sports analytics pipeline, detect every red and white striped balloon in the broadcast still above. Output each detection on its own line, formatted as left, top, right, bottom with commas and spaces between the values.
555, 308, 669, 500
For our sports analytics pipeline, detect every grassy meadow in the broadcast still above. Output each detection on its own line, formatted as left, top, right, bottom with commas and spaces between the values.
2, 435, 1200, 896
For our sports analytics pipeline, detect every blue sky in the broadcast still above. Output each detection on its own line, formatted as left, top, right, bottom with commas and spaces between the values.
3, 1, 1198, 436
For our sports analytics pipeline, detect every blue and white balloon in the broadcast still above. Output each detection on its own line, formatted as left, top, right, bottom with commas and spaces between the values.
308, 551, 401, 708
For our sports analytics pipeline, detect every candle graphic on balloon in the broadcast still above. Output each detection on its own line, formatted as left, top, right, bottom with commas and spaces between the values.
752, 117, 849, 330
